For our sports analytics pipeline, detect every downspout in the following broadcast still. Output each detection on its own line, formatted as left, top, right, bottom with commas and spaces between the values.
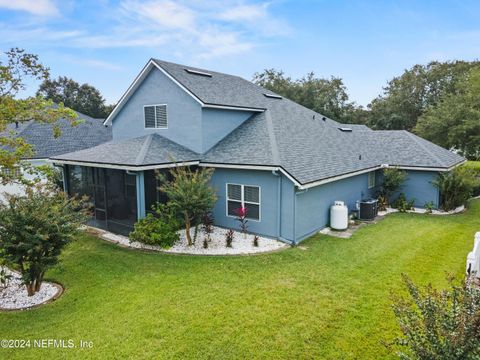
293, 188, 309, 245
272, 170, 282, 240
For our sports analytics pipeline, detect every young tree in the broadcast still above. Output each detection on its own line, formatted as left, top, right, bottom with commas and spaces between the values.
391, 274, 480, 359
0, 184, 89, 296
0, 48, 77, 183
157, 166, 217, 246
37, 76, 113, 118
379, 168, 407, 206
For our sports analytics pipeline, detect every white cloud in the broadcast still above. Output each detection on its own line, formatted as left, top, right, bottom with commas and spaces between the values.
218, 3, 269, 22
0, 0, 290, 60
0, 0, 59, 16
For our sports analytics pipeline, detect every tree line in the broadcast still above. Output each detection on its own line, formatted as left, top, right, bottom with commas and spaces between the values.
253, 61, 480, 160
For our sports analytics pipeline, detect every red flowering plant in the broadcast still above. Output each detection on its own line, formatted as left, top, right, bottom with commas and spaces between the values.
235, 206, 248, 238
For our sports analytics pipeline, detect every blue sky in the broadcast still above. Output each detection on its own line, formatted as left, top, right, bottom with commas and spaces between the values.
0, 0, 479, 107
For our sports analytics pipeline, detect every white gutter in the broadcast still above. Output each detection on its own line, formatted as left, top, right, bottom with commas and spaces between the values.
47, 159, 200, 171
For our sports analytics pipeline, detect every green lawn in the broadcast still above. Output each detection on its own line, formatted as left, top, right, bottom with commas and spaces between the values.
464, 160, 480, 172
1, 200, 479, 360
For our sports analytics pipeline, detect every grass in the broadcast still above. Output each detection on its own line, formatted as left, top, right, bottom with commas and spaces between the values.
464, 160, 480, 172
1, 200, 479, 359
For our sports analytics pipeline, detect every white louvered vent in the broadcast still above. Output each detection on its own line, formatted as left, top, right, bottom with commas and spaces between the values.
155, 105, 167, 128
144, 105, 167, 129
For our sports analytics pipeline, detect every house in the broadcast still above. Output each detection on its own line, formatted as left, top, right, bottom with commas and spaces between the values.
50, 59, 465, 243
0, 111, 111, 199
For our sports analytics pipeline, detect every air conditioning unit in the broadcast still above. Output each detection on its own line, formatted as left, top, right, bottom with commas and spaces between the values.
358, 198, 378, 220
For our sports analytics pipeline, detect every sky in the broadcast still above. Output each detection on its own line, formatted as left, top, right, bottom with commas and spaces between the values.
0, 0, 479, 107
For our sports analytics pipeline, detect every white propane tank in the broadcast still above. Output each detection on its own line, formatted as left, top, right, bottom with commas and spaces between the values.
330, 201, 348, 230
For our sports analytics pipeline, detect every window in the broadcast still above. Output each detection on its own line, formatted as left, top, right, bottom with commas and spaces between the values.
368, 171, 376, 189
226, 184, 260, 221
0, 166, 21, 178
144, 104, 167, 129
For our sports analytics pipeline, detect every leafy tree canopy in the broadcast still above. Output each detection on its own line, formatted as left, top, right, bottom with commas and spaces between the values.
0, 48, 77, 183
37, 76, 114, 119
367, 60, 480, 131
252, 69, 364, 123
415, 67, 480, 160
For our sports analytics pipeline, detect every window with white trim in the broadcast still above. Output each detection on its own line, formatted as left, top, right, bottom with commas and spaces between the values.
144, 104, 167, 129
226, 184, 260, 221
368, 171, 376, 189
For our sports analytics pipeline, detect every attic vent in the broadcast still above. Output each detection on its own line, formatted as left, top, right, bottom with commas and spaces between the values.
263, 93, 282, 99
339, 127, 352, 132
185, 68, 212, 77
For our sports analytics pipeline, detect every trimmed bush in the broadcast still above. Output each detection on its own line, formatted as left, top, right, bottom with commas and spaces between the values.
130, 204, 180, 248
433, 167, 478, 211
391, 275, 480, 359
392, 193, 415, 212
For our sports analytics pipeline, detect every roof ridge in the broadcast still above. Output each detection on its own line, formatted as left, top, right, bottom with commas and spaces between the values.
402, 130, 444, 166
135, 134, 154, 165
264, 110, 280, 164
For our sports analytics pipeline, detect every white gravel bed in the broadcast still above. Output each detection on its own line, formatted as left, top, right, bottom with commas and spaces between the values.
378, 205, 465, 216
97, 226, 288, 255
0, 267, 61, 310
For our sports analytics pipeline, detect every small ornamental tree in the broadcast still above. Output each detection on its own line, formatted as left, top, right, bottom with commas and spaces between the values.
235, 206, 248, 238
390, 274, 480, 360
0, 184, 88, 296
380, 168, 407, 206
158, 166, 217, 246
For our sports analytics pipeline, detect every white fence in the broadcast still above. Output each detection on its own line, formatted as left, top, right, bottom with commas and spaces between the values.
466, 232, 480, 277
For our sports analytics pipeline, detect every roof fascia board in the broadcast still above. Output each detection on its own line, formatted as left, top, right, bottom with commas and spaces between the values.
198, 162, 301, 187
48, 159, 200, 171
299, 166, 383, 189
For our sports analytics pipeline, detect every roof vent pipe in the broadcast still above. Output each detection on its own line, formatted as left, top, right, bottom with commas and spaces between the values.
322, 117, 326, 121
359, 155, 362, 160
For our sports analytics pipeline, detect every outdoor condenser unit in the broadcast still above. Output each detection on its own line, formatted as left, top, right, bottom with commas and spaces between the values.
358, 199, 378, 220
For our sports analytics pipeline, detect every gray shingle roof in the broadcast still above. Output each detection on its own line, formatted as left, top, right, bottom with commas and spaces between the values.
53, 59, 465, 185
3, 111, 112, 159
51, 133, 199, 167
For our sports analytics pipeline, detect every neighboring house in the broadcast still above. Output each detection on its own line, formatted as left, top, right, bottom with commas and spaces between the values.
50, 59, 465, 242
0, 111, 111, 199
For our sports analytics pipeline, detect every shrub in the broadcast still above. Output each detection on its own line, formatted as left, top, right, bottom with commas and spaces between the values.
380, 168, 407, 205
391, 274, 480, 359
0, 184, 88, 296
392, 193, 415, 212
202, 212, 214, 240
378, 194, 389, 211
0, 267, 12, 290
433, 167, 478, 211
158, 166, 217, 246
253, 235, 259, 247
235, 206, 248, 238
424, 201, 435, 214
129, 203, 180, 248
225, 229, 234, 248
202, 238, 208, 249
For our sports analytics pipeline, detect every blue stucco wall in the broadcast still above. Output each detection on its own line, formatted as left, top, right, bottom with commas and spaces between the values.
392, 170, 440, 208
111, 68, 203, 153
210, 168, 281, 239
201, 109, 253, 152
295, 171, 378, 241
